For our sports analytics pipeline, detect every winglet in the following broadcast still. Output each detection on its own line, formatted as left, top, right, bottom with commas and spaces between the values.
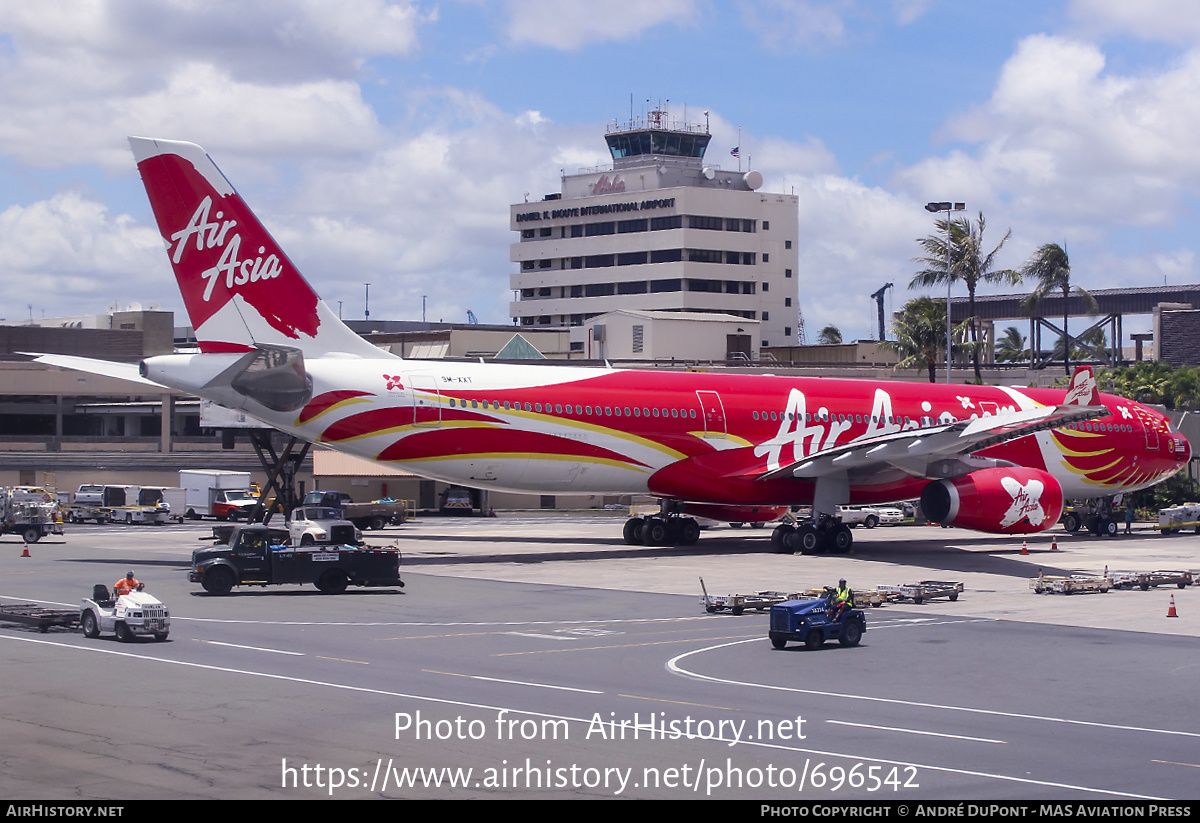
1063, 365, 1099, 406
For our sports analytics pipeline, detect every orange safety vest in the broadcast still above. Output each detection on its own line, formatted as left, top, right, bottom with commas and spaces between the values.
114, 577, 140, 596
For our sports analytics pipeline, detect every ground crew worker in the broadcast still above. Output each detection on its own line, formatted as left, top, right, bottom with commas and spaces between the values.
831, 578, 854, 621
113, 570, 143, 596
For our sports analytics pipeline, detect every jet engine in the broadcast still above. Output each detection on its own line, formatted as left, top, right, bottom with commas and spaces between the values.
920, 467, 1064, 534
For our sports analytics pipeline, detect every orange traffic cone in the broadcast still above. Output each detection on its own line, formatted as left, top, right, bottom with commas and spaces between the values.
21, 539, 30, 558
1021, 538, 1028, 555
1051, 536, 1059, 551
1167, 595, 1179, 618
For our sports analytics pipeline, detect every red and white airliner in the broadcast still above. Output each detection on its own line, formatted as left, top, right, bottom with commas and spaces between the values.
33, 139, 1191, 552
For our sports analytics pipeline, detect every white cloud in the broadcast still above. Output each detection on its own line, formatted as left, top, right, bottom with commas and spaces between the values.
1068, 0, 1200, 45
898, 34, 1200, 229
503, 0, 699, 49
0, 192, 170, 319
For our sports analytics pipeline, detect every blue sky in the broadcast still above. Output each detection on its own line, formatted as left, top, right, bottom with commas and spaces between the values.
1, 0, 1199, 342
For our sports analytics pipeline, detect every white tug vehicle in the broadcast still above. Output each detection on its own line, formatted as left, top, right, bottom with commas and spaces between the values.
80, 583, 170, 642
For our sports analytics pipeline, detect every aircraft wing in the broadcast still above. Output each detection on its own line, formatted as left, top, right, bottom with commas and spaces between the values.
759, 403, 1109, 483
22, 353, 167, 389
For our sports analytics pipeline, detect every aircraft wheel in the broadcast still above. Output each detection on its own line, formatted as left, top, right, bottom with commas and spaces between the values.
641, 519, 669, 546
772, 524, 793, 551
798, 524, 820, 555
622, 518, 644, 545
679, 519, 701, 546
831, 525, 854, 554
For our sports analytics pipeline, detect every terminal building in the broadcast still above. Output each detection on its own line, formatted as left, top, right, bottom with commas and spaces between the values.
509, 107, 800, 353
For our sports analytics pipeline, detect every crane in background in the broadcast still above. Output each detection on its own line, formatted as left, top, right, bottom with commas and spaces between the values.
466, 309, 479, 324
870, 283, 893, 341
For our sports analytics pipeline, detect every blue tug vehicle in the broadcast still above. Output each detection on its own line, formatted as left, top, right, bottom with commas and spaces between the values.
769, 587, 866, 650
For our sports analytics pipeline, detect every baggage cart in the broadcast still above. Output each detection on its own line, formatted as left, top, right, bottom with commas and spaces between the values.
877, 580, 963, 604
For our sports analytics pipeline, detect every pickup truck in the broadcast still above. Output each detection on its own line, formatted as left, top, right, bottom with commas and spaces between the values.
288, 506, 361, 547
835, 506, 884, 529
301, 491, 406, 530
189, 524, 403, 595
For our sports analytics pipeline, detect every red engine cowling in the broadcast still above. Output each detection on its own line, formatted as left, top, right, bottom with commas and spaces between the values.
920, 467, 1064, 534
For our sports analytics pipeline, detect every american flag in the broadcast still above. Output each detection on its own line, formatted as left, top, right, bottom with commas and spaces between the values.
730, 146, 740, 157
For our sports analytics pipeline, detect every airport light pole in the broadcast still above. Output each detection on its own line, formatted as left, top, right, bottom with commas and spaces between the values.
925, 201, 965, 383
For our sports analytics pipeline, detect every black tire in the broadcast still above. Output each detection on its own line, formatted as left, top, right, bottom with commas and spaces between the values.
731, 606, 744, 616
798, 525, 820, 554
804, 630, 824, 650
679, 519, 701, 546
316, 569, 349, 594
300, 534, 315, 547
81, 610, 99, 639
949, 592, 959, 602
864, 515, 878, 529
730, 522, 744, 529
750, 521, 765, 529
622, 518, 644, 545
115, 622, 133, 643
772, 524, 794, 551
831, 525, 854, 553
154, 633, 169, 642
1102, 518, 1118, 537
202, 567, 235, 596
1063, 512, 1081, 533
369, 516, 387, 531
641, 519, 668, 546
839, 620, 863, 647
771, 635, 787, 650
22, 528, 40, 544
705, 605, 718, 614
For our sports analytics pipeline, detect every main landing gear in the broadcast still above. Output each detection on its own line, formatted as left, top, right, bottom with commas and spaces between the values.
770, 517, 854, 555
622, 515, 701, 547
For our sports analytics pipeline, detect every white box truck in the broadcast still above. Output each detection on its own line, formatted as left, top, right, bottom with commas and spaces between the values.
178, 470, 256, 521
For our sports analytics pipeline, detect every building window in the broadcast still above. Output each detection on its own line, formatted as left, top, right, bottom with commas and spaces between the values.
585, 221, 616, 237
650, 248, 683, 264
784, 327, 792, 337
618, 218, 648, 233
763, 253, 769, 262
540, 227, 552, 237
785, 268, 793, 278
585, 254, 615, 268
785, 297, 792, 307
762, 282, 769, 292
571, 224, 583, 238
763, 221, 770, 230
688, 215, 724, 231
785, 240, 792, 249
617, 280, 648, 294
762, 311, 769, 321
617, 251, 648, 266
632, 325, 644, 353
650, 215, 682, 231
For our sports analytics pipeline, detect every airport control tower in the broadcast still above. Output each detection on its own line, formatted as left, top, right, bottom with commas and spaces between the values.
509, 105, 800, 351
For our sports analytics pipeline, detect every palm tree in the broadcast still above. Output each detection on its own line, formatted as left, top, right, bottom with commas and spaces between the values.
879, 297, 971, 383
995, 326, 1029, 363
911, 212, 1021, 380
817, 324, 842, 345
1020, 243, 1097, 374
